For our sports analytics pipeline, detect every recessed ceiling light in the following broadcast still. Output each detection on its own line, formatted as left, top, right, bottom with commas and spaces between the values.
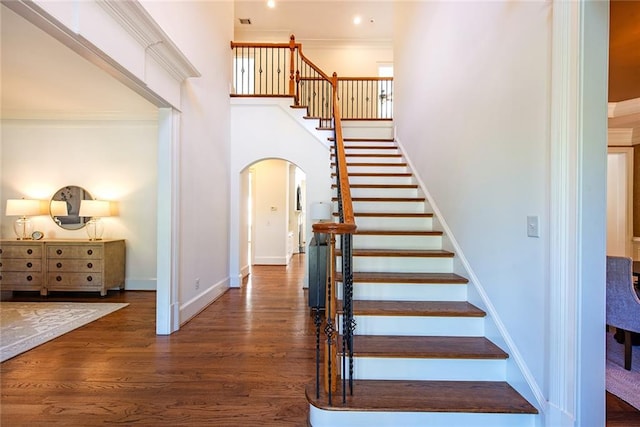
353, 16, 362, 25
267, 0, 275, 8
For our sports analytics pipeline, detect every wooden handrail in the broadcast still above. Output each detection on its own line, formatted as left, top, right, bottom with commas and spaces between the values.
336, 76, 393, 81
297, 46, 333, 84
331, 74, 356, 228
230, 41, 299, 49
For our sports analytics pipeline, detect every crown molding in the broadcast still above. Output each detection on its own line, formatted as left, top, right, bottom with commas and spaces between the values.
608, 128, 640, 146
1, 110, 159, 122
97, 0, 200, 81
608, 97, 640, 118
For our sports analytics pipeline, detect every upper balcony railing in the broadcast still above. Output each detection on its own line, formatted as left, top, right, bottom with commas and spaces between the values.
230, 35, 393, 120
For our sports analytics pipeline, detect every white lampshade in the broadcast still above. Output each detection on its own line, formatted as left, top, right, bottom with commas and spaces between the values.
310, 202, 332, 221
79, 200, 112, 241
5, 199, 41, 216
79, 200, 111, 218
5, 199, 41, 240
50, 200, 69, 217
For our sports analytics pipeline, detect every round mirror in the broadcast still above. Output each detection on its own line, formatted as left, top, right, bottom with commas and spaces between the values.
50, 186, 93, 230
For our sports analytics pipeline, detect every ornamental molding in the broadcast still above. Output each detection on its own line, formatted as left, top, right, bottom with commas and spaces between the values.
97, 0, 200, 82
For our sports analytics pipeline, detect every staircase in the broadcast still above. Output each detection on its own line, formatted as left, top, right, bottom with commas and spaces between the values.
306, 121, 538, 427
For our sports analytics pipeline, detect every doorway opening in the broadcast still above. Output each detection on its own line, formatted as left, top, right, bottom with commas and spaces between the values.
240, 159, 306, 282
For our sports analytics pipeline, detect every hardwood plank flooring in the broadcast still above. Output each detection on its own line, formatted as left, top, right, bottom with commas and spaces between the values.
1, 255, 315, 426
1, 253, 638, 426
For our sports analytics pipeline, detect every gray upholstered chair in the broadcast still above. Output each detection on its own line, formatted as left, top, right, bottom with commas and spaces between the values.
606, 256, 640, 370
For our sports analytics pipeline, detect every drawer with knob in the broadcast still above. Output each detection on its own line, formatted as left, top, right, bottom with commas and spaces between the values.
1, 240, 125, 296
43, 240, 125, 296
0, 242, 45, 293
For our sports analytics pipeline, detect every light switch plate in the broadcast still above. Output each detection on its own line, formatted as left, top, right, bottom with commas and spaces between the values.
527, 215, 540, 238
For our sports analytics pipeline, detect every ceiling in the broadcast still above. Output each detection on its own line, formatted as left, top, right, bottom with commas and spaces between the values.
1, 1, 638, 123
233, 1, 393, 43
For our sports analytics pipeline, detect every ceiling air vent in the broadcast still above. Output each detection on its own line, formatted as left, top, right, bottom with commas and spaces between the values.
239, 18, 252, 25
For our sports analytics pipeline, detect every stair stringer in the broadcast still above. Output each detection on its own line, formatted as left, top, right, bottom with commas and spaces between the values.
393, 133, 545, 419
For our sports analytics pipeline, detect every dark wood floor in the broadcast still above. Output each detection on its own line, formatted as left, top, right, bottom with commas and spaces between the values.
2, 253, 639, 425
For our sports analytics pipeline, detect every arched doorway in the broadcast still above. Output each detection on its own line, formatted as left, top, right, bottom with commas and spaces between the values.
239, 159, 306, 281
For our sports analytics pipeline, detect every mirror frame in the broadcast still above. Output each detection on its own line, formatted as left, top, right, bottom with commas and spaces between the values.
50, 185, 93, 230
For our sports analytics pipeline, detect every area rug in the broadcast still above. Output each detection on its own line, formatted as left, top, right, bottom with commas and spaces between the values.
606, 331, 640, 410
0, 302, 128, 362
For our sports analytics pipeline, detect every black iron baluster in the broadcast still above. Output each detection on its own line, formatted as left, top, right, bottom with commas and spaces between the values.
325, 257, 335, 406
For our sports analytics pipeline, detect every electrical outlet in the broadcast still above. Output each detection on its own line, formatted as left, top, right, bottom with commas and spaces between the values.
195, 278, 200, 290
527, 216, 540, 238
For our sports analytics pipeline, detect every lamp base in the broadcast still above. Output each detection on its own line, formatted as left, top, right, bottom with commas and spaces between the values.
13, 217, 33, 240
85, 218, 104, 241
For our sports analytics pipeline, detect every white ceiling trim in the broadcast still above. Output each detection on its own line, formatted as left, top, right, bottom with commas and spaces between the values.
608, 97, 640, 118
607, 128, 640, 146
97, 0, 201, 82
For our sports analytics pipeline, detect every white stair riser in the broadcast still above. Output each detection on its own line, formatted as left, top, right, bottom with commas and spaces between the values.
342, 315, 484, 336
337, 283, 468, 302
354, 216, 433, 230
338, 140, 397, 148
350, 201, 425, 213
336, 187, 419, 198
344, 165, 408, 174
339, 256, 453, 273
341, 128, 394, 140
349, 234, 442, 250
344, 357, 506, 382
334, 156, 405, 164
346, 176, 414, 185
309, 407, 536, 427
342, 148, 399, 155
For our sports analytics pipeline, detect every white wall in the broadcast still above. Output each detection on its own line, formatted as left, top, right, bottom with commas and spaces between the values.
253, 159, 289, 265
0, 119, 158, 290
301, 43, 393, 77
394, 1, 609, 424
141, 1, 234, 322
394, 0, 550, 408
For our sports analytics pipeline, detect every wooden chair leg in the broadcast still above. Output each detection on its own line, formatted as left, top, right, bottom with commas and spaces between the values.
624, 329, 632, 371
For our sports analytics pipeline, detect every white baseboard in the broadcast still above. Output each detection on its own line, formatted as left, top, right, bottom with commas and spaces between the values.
254, 256, 287, 265
122, 278, 156, 291
179, 277, 229, 325
241, 264, 250, 278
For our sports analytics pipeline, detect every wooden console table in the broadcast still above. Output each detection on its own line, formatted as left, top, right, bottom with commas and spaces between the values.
0, 239, 125, 296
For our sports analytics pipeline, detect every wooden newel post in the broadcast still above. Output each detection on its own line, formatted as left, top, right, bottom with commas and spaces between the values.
289, 34, 296, 97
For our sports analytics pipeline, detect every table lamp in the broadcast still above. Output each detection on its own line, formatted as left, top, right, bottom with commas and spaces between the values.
79, 200, 111, 240
5, 199, 41, 240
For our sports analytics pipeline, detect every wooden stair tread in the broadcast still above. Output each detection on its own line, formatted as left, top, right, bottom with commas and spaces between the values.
338, 249, 454, 258
332, 184, 418, 189
332, 197, 425, 202
336, 271, 468, 284
351, 212, 433, 217
338, 335, 505, 359
332, 172, 413, 177
347, 300, 486, 318
329, 137, 395, 142
331, 153, 403, 158
306, 380, 538, 414
353, 229, 442, 236
332, 162, 408, 167
333, 145, 398, 150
